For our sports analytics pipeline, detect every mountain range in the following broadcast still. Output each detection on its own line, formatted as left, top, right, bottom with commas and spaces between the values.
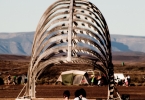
0, 32, 145, 55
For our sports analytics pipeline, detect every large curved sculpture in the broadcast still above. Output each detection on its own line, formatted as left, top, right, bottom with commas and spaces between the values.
26, 0, 114, 99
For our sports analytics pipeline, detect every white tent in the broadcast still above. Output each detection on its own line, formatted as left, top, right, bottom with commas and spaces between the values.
114, 73, 125, 79
114, 73, 125, 83
56, 70, 90, 85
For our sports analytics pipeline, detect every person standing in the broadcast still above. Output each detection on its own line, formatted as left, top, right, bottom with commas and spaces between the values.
91, 75, 95, 86
79, 88, 87, 100
24, 75, 27, 84
63, 90, 70, 100
17, 75, 22, 84
74, 89, 81, 100
124, 75, 128, 87
127, 75, 131, 86
7, 74, 11, 85
74, 88, 88, 100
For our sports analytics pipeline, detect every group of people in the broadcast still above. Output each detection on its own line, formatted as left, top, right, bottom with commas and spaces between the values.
124, 75, 131, 87
7, 74, 27, 85
90, 74, 107, 86
115, 75, 131, 87
63, 88, 88, 100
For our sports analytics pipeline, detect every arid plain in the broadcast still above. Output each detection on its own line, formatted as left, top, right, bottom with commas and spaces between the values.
0, 52, 145, 100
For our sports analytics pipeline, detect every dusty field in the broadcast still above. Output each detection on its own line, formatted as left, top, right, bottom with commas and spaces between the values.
0, 85, 145, 100
0, 52, 145, 100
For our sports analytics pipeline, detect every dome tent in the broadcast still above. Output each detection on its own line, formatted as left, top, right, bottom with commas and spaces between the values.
56, 70, 90, 85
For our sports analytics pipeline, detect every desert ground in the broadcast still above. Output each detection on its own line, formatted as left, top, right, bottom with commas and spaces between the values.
0, 52, 145, 100
0, 85, 145, 100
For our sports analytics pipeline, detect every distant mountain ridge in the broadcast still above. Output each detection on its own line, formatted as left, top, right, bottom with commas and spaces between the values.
0, 32, 145, 55
0, 32, 34, 55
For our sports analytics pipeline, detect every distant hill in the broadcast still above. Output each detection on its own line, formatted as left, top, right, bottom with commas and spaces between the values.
111, 34, 145, 53
0, 32, 34, 55
0, 32, 145, 55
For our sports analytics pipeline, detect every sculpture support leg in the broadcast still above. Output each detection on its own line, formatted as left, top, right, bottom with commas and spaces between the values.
31, 77, 36, 98
25, 68, 30, 97
108, 63, 114, 100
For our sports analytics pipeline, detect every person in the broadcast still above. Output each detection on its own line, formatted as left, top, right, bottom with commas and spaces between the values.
12, 75, 17, 85
101, 74, 107, 85
91, 75, 95, 86
7, 74, 11, 85
74, 88, 88, 100
74, 89, 81, 100
17, 75, 22, 84
127, 75, 131, 86
63, 90, 70, 100
24, 75, 27, 84
97, 75, 102, 86
124, 75, 128, 87
79, 88, 87, 100
122, 62, 125, 66
97, 79, 101, 86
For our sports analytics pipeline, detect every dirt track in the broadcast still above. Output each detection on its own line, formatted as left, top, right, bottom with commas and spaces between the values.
0, 85, 145, 100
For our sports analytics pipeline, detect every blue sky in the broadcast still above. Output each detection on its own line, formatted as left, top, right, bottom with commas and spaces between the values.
0, 0, 145, 36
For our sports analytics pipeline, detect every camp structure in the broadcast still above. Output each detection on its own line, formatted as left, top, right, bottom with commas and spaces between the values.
56, 70, 90, 85
114, 73, 125, 80
114, 73, 125, 84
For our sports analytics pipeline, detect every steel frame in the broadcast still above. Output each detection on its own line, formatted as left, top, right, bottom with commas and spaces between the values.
25, 0, 115, 99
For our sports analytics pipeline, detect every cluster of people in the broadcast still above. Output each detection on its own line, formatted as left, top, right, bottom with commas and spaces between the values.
7, 74, 27, 85
115, 75, 131, 87
89, 74, 131, 87
63, 88, 88, 100
90, 74, 107, 86
124, 75, 131, 87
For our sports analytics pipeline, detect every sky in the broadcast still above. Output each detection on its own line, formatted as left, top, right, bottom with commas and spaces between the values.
0, 0, 145, 36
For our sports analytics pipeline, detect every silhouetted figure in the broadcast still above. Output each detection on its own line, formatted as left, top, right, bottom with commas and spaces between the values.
63, 90, 70, 100
17, 76, 22, 84
127, 75, 131, 86
74, 88, 88, 100
74, 89, 81, 100
24, 75, 27, 84
79, 88, 87, 98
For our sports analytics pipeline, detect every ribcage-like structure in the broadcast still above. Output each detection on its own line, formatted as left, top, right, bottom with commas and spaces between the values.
26, 0, 114, 99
